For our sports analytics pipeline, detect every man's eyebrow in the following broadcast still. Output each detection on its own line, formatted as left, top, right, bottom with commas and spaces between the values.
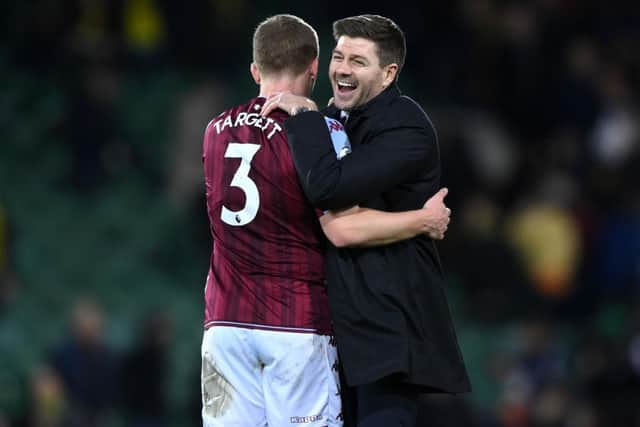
332, 49, 368, 62
350, 54, 369, 62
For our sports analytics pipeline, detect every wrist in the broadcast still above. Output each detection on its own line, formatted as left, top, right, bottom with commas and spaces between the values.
409, 209, 426, 234
292, 106, 310, 115
292, 99, 317, 115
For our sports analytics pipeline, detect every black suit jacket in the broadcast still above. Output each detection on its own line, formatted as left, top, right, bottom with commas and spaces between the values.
284, 84, 471, 393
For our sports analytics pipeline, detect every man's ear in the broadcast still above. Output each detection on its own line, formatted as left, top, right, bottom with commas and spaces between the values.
382, 63, 398, 87
310, 57, 319, 81
250, 62, 261, 84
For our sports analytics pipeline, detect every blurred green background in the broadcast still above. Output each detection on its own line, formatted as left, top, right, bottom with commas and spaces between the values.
1, 1, 639, 426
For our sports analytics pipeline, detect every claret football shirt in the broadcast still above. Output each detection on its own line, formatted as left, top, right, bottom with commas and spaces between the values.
202, 97, 332, 334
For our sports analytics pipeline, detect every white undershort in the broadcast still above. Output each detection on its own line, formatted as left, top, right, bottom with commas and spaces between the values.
201, 326, 342, 427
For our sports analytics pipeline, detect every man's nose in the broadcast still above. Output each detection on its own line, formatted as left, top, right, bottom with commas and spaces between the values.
335, 61, 351, 76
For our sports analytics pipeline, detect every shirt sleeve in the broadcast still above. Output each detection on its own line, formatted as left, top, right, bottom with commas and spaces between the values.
284, 111, 436, 211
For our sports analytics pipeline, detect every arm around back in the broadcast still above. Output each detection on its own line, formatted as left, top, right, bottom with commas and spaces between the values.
319, 188, 451, 247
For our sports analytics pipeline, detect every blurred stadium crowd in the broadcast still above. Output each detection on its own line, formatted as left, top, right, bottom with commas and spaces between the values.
1, 1, 639, 426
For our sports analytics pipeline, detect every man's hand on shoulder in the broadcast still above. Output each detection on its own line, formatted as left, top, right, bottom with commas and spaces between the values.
260, 92, 318, 117
421, 188, 451, 240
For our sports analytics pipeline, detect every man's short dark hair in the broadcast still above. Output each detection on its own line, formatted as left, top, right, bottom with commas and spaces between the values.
253, 14, 319, 77
333, 15, 406, 76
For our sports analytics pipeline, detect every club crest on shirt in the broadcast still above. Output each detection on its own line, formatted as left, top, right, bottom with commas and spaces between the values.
324, 117, 351, 160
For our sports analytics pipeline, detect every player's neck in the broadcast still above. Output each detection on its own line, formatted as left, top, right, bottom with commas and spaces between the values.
259, 76, 308, 98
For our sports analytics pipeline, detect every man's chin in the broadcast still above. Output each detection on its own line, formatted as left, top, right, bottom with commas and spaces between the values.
332, 96, 353, 111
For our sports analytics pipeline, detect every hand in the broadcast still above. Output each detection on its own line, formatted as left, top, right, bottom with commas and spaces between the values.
260, 92, 318, 117
421, 188, 451, 240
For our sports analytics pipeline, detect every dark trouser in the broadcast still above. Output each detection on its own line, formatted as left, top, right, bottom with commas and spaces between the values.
342, 374, 420, 427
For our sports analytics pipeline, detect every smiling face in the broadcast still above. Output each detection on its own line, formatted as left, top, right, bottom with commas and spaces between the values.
329, 36, 398, 111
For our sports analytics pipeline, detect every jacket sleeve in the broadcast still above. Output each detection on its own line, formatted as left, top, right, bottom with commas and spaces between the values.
285, 111, 437, 211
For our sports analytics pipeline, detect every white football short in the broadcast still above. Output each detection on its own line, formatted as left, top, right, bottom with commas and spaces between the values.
201, 326, 342, 427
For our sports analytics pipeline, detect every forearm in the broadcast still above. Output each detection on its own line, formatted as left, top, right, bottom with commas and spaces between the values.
285, 111, 352, 208
285, 112, 436, 211
320, 208, 427, 248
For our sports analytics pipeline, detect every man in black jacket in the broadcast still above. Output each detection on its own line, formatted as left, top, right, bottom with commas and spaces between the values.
261, 14, 471, 427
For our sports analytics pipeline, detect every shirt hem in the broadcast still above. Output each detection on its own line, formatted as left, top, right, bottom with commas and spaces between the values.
204, 320, 332, 335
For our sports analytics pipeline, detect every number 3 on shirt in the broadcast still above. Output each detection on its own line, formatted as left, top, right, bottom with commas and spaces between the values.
221, 143, 261, 226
